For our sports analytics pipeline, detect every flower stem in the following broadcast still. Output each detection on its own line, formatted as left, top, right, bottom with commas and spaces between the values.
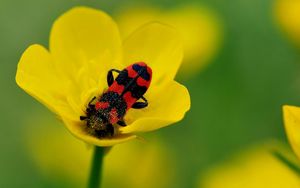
88, 146, 105, 188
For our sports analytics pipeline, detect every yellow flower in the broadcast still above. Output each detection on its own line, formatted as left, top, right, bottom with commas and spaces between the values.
274, 0, 300, 46
198, 142, 300, 188
16, 7, 190, 146
283, 105, 300, 160
25, 115, 177, 188
115, 5, 223, 76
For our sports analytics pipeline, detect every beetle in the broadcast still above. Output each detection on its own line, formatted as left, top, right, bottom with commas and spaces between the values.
80, 62, 152, 138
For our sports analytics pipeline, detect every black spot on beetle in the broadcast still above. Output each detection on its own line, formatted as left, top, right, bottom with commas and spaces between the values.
132, 64, 150, 81
115, 70, 148, 99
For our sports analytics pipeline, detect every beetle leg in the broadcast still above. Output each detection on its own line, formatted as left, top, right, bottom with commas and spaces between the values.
88, 96, 96, 106
132, 96, 148, 109
80, 116, 87, 120
117, 120, 127, 127
107, 69, 121, 86
107, 124, 114, 136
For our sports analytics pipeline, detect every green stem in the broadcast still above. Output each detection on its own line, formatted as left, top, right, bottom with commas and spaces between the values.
88, 146, 105, 188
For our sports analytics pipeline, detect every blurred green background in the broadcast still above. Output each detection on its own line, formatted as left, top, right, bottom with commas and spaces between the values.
1, 0, 300, 187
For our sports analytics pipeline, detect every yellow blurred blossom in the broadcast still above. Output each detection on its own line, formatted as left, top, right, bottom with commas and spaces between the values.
16, 7, 190, 146
274, 0, 300, 46
199, 142, 300, 188
25, 115, 177, 188
116, 5, 223, 77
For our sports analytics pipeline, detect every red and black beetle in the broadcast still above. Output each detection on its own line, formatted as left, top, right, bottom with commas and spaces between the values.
80, 62, 152, 137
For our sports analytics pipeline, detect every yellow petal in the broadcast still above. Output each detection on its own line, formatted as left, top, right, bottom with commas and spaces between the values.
50, 6, 122, 71
120, 81, 190, 133
50, 7, 122, 107
16, 44, 77, 120
49, 6, 124, 119
62, 117, 137, 146
283, 105, 300, 160
122, 22, 183, 86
